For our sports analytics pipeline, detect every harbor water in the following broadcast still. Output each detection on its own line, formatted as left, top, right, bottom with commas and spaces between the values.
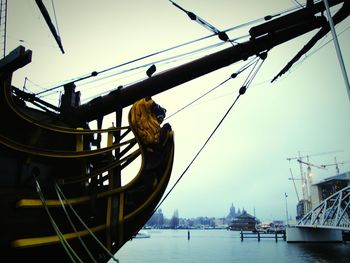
111, 229, 350, 263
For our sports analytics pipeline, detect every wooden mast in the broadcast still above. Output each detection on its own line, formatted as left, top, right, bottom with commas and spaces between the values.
72, 0, 348, 123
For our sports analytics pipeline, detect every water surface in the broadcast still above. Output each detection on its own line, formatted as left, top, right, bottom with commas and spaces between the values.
111, 229, 350, 263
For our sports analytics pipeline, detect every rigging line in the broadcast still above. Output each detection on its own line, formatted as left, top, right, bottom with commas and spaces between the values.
154, 94, 242, 212
154, 93, 243, 213
242, 58, 260, 87
245, 55, 267, 89
155, 53, 267, 211
35, 4, 300, 97
165, 77, 231, 120
77, 41, 226, 90
54, 183, 119, 263
271, 1, 350, 83
24, 77, 47, 92
78, 45, 228, 101
38, 40, 226, 98
82, 46, 257, 105
54, 186, 98, 263
73, 44, 229, 102
278, 23, 350, 79
169, 0, 233, 45
34, 178, 82, 263
36, 4, 299, 96
222, 4, 301, 35
36, 34, 218, 97
84, 42, 223, 86
165, 57, 258, 120
51, 0, 60, 37
291, 0, 304, 8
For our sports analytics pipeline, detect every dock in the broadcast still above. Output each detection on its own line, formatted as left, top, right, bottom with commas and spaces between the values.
240, 231, 286, 242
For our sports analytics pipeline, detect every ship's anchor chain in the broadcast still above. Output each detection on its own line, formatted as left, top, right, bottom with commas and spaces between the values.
154, 52, 267, 212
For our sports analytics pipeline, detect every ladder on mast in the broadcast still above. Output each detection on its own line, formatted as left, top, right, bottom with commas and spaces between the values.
0, 0, 7, 58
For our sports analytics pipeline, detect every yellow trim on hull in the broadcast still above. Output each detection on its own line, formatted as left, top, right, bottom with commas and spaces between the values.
12, 225, 106, 248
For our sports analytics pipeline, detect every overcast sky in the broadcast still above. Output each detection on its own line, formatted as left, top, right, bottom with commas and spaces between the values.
8, 0, 350, 222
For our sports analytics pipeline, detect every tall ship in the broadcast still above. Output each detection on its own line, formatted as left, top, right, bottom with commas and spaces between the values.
1, 0, 349, 262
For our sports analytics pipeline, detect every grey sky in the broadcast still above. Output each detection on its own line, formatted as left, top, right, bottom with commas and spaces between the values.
9, 0, 350, 221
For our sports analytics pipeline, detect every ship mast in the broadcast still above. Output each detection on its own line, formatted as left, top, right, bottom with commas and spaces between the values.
71, 0, 349, 123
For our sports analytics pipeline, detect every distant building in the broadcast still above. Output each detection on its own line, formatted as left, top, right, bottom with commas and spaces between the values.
226, 203, 244, 221
310, 172, 350, 209
228, 211, 258, 231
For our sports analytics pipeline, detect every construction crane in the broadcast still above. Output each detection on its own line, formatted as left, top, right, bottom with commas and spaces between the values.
320, 157, 350, 174
286, 150, 342, 215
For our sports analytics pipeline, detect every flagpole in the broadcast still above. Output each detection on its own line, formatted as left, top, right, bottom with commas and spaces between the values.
285, 193, 289, 226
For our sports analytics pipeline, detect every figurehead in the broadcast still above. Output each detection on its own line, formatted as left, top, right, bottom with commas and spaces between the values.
129, 97, 171, 147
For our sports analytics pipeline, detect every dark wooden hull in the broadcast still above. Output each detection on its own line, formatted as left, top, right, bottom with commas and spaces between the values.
0, 47, 175, 262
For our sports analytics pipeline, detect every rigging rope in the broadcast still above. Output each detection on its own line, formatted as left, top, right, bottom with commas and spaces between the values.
33, 4, 299, 98
165, 57, 259, 120
154, 53, 267, 213
51, 0, 60, 37
55, 183, 120, 263
34, 177, 83, 263
54, 186, 98, 263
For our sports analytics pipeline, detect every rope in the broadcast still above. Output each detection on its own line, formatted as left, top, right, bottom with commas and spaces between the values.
291, 0, 304, 8
78, 41, 226, 93
33, 4, 298, 97
155, 92, 242, 212
55, 186, 98, 263
51, 0, 60, 37
55, 183, 120, 263
34, 177, 83, 263
154, 53, 267, 212
165, 56, 259, 120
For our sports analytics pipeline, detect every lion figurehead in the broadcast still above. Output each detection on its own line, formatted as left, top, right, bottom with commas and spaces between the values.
129, 97, 169, 146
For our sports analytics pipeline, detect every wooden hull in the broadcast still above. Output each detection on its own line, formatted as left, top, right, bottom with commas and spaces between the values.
0, 47, 175, 262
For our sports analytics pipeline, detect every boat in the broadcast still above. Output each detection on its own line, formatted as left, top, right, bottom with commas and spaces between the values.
133, 230, 151, 239
255, 221, 286, 233
1, 0, 349, 262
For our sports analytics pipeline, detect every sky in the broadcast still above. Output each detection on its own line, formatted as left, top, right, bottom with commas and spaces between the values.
7, 0, 350, 222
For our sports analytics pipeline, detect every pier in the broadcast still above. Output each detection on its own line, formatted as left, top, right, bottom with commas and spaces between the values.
240, 231, 286, 242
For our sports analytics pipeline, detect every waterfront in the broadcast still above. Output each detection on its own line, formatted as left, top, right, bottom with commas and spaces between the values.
111, 229, 350, 263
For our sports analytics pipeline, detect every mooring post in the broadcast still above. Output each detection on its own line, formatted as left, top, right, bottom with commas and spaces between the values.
258, 231, 260, 242
187, 230, 190, 240
240, 230, 243, 241
275, 231, 278, 242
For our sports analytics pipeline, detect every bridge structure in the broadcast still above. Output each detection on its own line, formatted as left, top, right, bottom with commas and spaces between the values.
286, 185, 350, 242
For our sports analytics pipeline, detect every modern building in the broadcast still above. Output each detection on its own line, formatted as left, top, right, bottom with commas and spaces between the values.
310, 172, 350, 209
